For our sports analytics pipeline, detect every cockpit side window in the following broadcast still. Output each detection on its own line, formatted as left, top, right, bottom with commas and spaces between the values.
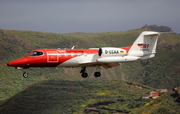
29, 51, 44, 56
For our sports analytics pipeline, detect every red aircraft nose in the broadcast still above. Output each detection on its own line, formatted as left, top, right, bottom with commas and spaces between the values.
7, 58, 29, 67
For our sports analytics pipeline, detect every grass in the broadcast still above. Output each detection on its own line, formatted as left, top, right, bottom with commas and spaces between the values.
131, 92, 180, 114
0, 79, 151, 114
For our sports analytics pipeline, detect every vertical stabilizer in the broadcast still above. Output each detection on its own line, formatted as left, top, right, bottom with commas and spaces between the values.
128, 31, 160, 59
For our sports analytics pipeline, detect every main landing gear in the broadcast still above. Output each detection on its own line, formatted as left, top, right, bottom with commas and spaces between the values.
94, 72, 101, 77
80, 67, 88, 78
80, 66, 101, 78
94, 65, 101, 77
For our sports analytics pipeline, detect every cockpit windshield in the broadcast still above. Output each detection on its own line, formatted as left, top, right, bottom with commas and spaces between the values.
29, 51, 44, 56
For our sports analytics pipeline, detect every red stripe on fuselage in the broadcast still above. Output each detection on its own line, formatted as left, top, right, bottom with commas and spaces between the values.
120, 45, 132, 53
25, 49, 98, 67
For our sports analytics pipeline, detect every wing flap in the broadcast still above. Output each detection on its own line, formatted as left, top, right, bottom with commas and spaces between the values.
102, 63, 120, 69
79, 61, 120, 68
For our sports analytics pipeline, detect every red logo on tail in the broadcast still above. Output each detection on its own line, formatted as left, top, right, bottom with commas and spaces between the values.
137, 44, 150, 48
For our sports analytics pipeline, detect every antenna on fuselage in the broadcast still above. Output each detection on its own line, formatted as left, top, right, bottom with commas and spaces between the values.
71, 46, 75, 49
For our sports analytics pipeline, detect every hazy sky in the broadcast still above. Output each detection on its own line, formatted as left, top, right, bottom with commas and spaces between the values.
1, 0, 180, 33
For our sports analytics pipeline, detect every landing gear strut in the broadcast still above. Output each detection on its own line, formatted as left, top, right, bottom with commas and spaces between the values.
80, 66, 102, 78
23, 71, 28, 78
94, 65, 101, 77
80, 67, 88, 78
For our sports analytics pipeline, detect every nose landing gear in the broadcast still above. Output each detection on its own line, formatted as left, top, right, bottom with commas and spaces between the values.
23, 71, 28, 78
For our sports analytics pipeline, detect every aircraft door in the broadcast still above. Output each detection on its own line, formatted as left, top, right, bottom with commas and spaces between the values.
47, 51, 58, 63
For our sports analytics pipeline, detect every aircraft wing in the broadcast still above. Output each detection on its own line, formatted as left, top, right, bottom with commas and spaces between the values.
79, 61, 120, 69
101, 63, 120, 69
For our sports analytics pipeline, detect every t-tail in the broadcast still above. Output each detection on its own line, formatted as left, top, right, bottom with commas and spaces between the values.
128, 31, 160, 59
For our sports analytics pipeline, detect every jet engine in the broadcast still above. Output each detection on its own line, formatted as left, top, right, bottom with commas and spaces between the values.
97, 47, 139, 63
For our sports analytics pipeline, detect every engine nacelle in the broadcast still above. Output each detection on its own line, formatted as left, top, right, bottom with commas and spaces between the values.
98, 47, 127, 57
97, 56, 140, 63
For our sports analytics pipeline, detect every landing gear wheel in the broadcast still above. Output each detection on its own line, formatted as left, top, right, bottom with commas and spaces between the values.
81, 73, 88, 78
23, 71, 28, 78
80, 67, 88, 78
94, 72, 101, 77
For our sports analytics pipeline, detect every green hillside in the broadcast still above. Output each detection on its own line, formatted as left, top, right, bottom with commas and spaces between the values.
0, 29, 142, 100
0, 80, 151, 114
0, 28, 180, 113
130, 91, 180, 114
1, 28, 180, 96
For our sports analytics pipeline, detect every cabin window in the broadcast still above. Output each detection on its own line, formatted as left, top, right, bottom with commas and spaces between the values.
71, 53, 74, 57
84, 53, 87, 57
29, 51, 43, 56
58, 53, 61, 56
77, 53, 81, 56
64, 53, 68, 57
